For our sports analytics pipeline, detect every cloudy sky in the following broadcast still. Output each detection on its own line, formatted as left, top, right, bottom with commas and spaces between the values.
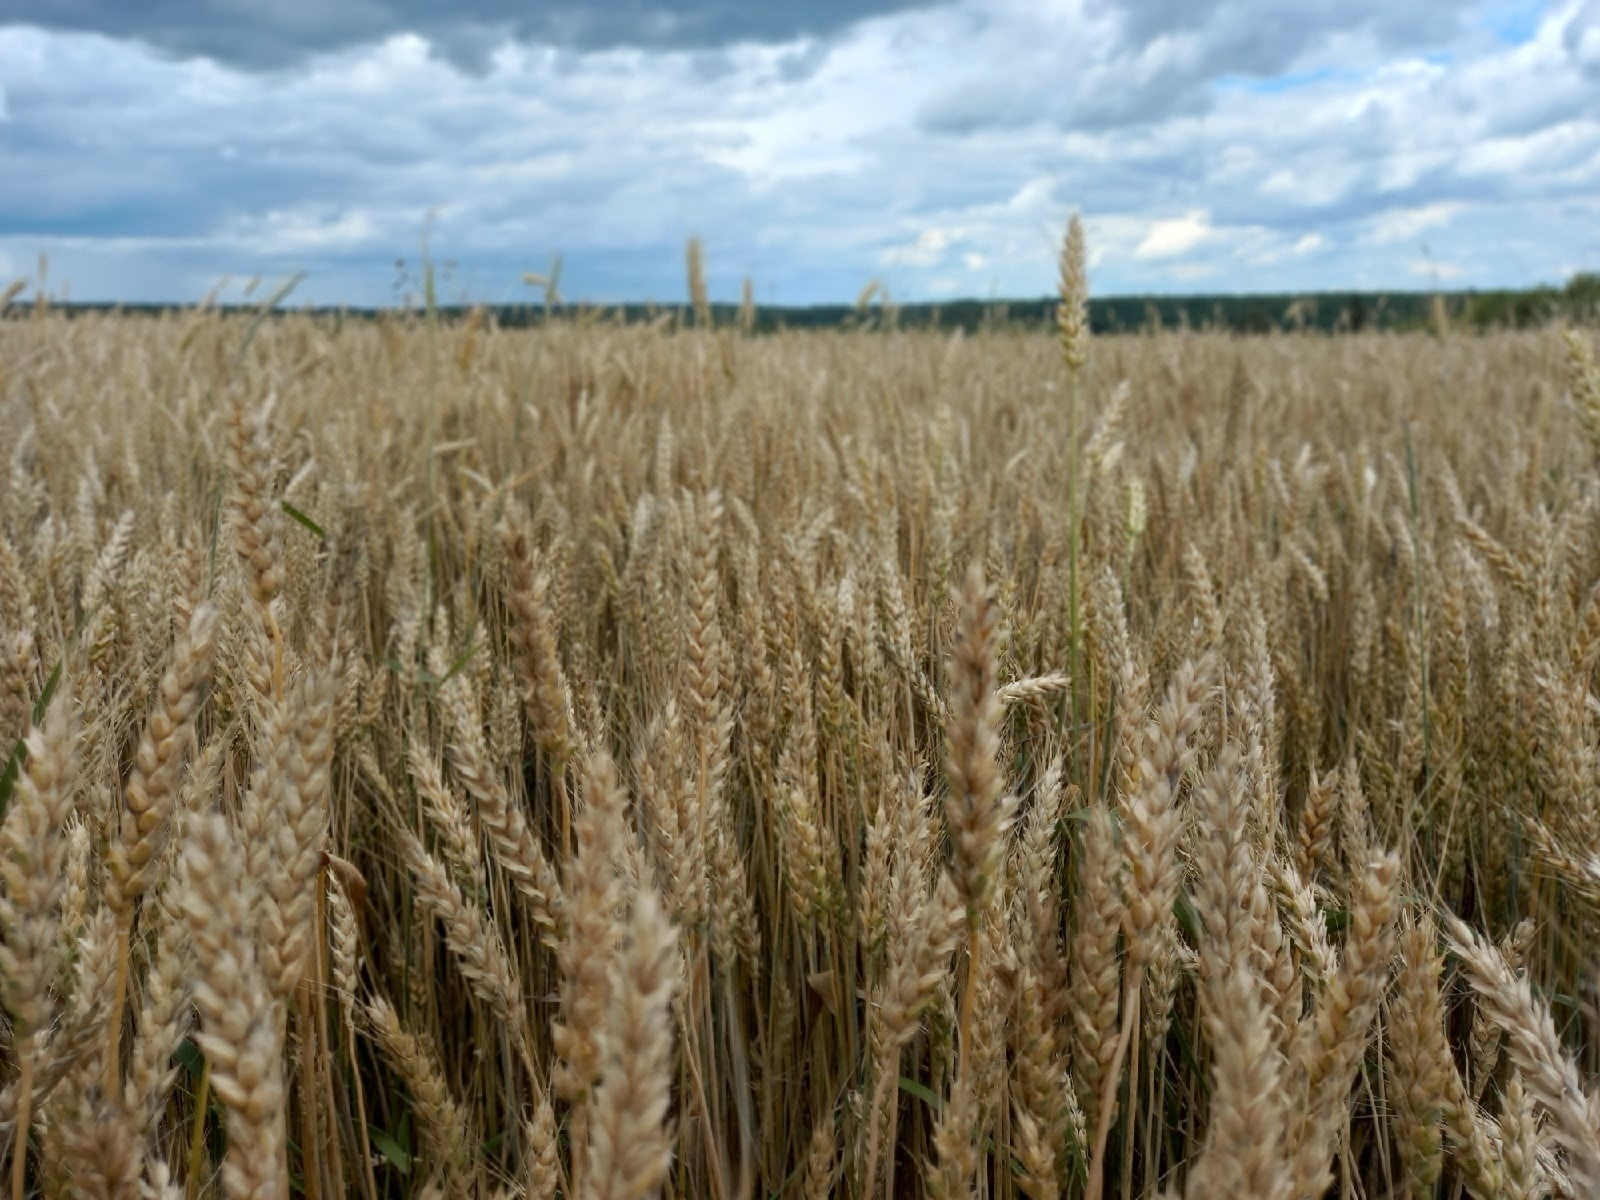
2, 0, 1598, 306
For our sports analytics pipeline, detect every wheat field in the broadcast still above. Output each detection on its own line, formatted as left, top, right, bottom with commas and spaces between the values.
2, 230, 1600, 1200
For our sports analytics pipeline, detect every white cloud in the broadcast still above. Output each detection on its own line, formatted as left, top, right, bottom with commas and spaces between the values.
1293, 233, 1326, 253
1363, 202, 1464, 244
883, 227, 955, 267
1261, 162, 1364, 207
1408, 258, 1466, 279
1003, 177, 1056, 215
1135, 211, 1214, 260
1456, 119, 1600, 177
962, 252, 987, 271
220, 207, 391, 253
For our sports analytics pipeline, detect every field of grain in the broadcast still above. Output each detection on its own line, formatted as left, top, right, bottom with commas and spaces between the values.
2, 239, 1600, 1200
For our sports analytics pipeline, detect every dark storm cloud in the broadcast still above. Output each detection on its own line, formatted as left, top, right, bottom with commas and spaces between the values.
0, 0, 929, 68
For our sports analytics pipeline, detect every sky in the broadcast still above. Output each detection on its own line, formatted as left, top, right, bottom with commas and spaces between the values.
1, 0, 1598, 306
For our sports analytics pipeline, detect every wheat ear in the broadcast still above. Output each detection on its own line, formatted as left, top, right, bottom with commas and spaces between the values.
1286, 852, 1400, 1199
1184, 963, 1289, 1200
583, 888, 679, 1200
0, 689, 77, 1200
944, 563, 1012, 1075
364, 996, 476, 1192
440, 672, 564, 940
554, 751, 630, 1196
179, 813, 286, 1200
106, 603, 217, 1093
1445, 915, 1600, 1196
1385, 919, 1452, 1199
398, 826, 533, 1070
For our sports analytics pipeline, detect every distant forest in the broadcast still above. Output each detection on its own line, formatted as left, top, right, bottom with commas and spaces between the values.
692, 272, 1600, 334
25, 271, 1600, 335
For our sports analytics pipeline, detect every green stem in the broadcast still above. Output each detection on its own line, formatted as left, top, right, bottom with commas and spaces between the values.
186, 1060, 213, 1200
